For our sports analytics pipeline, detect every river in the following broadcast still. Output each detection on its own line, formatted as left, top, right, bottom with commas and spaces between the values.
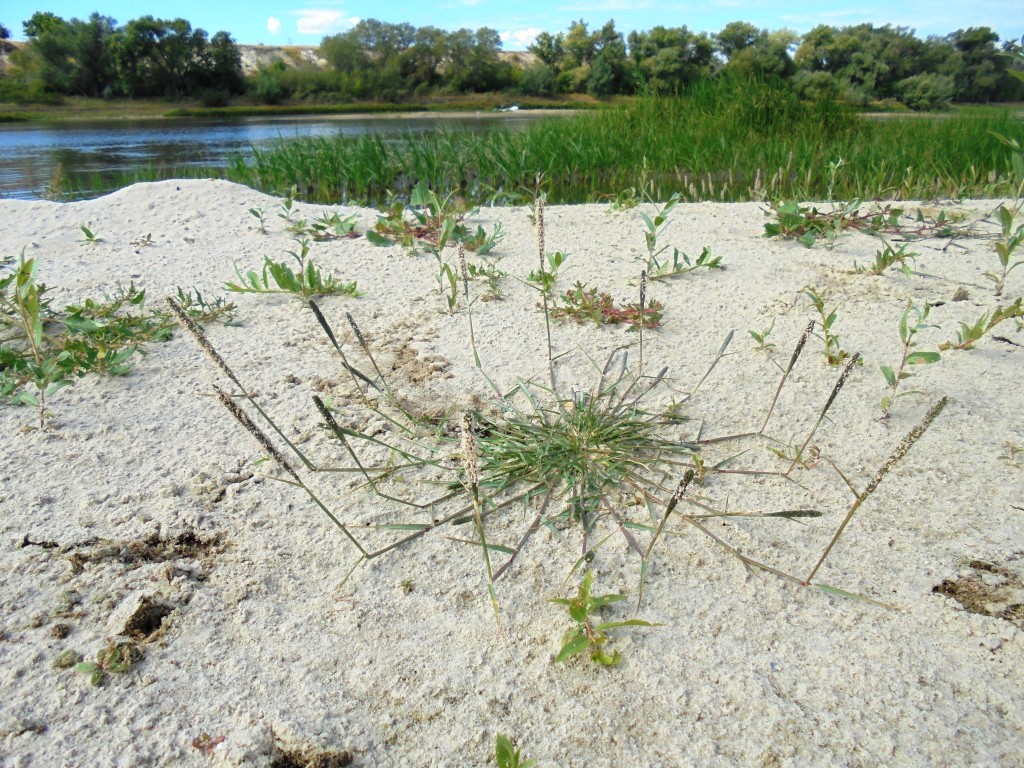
0, 112, 549, 201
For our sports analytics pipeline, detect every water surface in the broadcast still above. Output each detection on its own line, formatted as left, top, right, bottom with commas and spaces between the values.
0, 112, 546, 200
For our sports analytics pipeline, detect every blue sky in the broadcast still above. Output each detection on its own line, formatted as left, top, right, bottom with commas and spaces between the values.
4, 0, 1022, 49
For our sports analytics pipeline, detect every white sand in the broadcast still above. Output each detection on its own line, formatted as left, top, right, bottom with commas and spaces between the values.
1, 180, 1022, 766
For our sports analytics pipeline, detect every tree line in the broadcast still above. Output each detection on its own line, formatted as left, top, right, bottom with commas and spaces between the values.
0, 12, 245, 102
2, 14, 1022, 110
528, 20, 1024, 108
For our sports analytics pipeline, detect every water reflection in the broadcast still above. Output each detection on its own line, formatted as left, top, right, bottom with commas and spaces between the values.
0, 113, 543, 200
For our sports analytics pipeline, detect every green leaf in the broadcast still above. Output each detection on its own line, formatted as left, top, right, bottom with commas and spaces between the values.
880, 365, 897, 387
495, 735, 515, 768
592, 619, 660, 631
365, 230, 394, 247
906, 351, 940, 365
553, 634, 590, 663
592, 648, 621, 666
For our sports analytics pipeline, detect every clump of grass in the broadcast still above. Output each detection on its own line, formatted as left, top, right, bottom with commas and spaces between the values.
225, 240, 362, 299
171, 212, 949, 652
226, 80, 1024, 207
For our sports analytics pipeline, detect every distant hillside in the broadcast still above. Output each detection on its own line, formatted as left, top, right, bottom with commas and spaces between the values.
237, 44, 537, 76
0, 41, 535, 79
237, 45, 327, 75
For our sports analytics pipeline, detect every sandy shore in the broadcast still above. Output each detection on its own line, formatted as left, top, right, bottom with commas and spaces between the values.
1, 180, 1022, 766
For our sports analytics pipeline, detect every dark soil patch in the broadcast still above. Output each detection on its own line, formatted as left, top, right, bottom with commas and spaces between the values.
271, 745, 354, 768
934, 559, 1024, 629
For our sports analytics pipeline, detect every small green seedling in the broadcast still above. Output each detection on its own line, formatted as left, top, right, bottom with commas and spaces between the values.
939, 298, 1023, 350
466, 260, 507, 301
191, 732, 226, 755
549, 570, 658, 666
749, 318, 776, 351
880, 300, 940, 418
78, 225, 102, 245
226, 240, 362, 299
803, 286, 849, 366
173, 287, 238, 326
435, 256, 459, 315
277, 186, 299, 222
853, 243, 917, 277
640, 192, 682, 270
647, 245, 724, 282
984, 205, 1024, 296
249, 207, 268, 234
526, 250, 568, 297
74, 638, 142, 686
1001, 441, 1024, 469
495, 734, 536, 768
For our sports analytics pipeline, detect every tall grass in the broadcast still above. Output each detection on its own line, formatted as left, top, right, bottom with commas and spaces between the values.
225, 78, 1024, 205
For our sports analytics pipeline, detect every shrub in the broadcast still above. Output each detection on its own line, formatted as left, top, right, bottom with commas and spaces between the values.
198, 88, 230, 108
896, 74, 956, 112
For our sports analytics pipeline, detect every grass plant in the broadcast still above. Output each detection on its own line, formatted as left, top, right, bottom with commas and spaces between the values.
170, 209, 951, 653
225, 80, 1024, 207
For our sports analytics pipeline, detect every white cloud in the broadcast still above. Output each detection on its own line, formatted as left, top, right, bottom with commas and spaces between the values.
500, 27, 543, 49
267, 17, 282, 35
294, 10, 361, 35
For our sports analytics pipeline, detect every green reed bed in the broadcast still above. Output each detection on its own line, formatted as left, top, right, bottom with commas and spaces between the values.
226, 78, 1024, 205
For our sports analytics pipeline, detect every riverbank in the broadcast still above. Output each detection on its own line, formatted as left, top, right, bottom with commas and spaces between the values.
1, 180, 1022, 766
0, 94, 600, 123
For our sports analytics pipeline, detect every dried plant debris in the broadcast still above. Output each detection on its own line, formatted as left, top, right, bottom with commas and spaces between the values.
934, 560, 1024, 629
70, 530, 225, 568
271, 743, 354, 768
21, 529, 225, 573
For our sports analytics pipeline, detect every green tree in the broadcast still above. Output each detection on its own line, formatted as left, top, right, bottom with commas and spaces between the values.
716, 21, 762, 60
629, 26, 714, 91
529, 32, 563, 68
115, 17, 219, 97
948, 27, 1003, 102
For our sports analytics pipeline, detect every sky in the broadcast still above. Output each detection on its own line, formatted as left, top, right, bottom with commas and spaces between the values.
3, 0, 1022, 50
